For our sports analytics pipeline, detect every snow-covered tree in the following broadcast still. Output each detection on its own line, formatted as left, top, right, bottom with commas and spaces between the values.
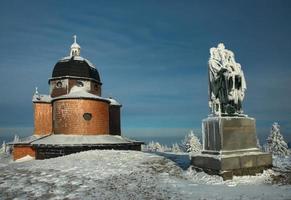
171, 143, 181, 153
153, 142, 163, 152
266, 122, 288, 157
0, 141, 6, 153
13, 135, 20, 143
145, 141, 164, 152
180, 130, 202, 153
161, 144, 171, 152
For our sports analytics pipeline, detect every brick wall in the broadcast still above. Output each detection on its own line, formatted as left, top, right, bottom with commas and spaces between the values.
13, 146, 36, 160
34, 103, 53, 135
53, 99, 109, 135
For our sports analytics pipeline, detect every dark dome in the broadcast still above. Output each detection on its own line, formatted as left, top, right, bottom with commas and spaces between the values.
52, 56, 101, 83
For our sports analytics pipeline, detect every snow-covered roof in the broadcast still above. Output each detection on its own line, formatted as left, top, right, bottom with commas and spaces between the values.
107, 97, 122, 107
9, 135, 49, 145
31, 134, 142, 146
32, 87, 109, 103
53, 90, 110, 102
59, 56, 96, 69
32, 94, 52, 103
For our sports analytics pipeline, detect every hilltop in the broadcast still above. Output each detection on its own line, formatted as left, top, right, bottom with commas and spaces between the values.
0, 150, 290, 200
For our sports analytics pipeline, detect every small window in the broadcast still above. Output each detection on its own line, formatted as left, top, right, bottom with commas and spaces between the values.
77, 80, 84, 87
83, 113, 92, 121
94, 84, 99, 91
56, 81, 62, 88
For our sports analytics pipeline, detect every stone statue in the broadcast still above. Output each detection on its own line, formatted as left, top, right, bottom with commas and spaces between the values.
208, 43, 246, 116
191, 43, 272, 180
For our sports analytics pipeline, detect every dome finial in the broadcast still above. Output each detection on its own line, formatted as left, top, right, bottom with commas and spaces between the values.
70, 35, 81, 57
73, 35, 77, 43
35, 87, 39, 95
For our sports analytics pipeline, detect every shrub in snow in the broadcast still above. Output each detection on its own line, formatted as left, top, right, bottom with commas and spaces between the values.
266, 122, 288, 157
180, 130, 202, 153
13, 135, 20, 143
0, 141, 12, 155
161, 144, 171, 152
145, 141, 164, 152
171, 143, 181, 153
0, 141, 6, 153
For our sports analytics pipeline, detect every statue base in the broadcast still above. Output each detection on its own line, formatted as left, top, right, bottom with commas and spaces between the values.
191, 116, 272, 180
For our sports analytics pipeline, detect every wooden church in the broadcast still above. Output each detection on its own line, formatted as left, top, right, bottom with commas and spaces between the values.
12, 36, 143, 160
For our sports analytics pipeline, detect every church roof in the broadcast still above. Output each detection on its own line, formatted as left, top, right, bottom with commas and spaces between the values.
51, 35, 101, 83
108, 97, 122, 107
8, 135, 48, 145
32, 94, 51, 103
52, 56, 101, 83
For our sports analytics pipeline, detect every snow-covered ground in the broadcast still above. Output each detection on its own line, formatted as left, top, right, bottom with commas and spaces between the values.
0, 150, 290, 200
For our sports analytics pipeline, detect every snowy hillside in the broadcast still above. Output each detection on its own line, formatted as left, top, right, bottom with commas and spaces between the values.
0, 150, 291, 200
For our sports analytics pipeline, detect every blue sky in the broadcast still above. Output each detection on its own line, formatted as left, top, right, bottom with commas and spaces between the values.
0, 0, 291, 144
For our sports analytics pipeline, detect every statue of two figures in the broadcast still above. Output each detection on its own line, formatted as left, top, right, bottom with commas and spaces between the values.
208, 43, 246, 116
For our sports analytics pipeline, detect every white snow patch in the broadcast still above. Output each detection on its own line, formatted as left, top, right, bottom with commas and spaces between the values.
0, 150, 290, 200
15, 155, 35, 162
273, 155, 291, 171
53, 90, 109, 102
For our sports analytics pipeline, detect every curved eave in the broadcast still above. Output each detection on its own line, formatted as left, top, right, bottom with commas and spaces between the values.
110, 104, 122, 108
52, 93, 110, 103
109, 102, 122, 107
33, 100, 52, 104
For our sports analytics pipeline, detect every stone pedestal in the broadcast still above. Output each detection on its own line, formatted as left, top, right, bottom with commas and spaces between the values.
191, 116, 272, 180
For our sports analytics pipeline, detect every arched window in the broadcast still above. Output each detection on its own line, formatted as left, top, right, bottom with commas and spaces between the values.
77, 80, 84, 87
56, 81, 62, 88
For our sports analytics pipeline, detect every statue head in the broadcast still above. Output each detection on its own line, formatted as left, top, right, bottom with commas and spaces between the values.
217, 43, 225, 50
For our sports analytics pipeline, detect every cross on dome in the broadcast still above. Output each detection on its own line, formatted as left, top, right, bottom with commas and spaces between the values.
70, 35, 81, 57
35, 87, 39, 94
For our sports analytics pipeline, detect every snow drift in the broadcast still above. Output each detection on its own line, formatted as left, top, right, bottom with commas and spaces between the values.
0, 150, 290, 200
